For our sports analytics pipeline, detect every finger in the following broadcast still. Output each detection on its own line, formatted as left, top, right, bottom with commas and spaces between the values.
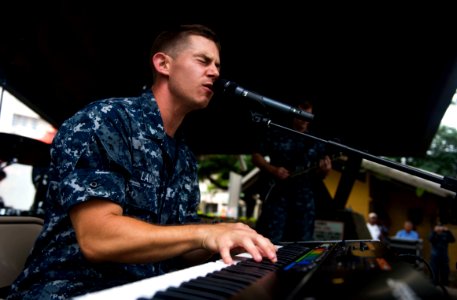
219, 247, 233, 265
255, 237, 278, 263
239, 238, 264, 262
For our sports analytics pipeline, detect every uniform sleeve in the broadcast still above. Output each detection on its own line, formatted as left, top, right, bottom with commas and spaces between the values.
51, 104, 131, 211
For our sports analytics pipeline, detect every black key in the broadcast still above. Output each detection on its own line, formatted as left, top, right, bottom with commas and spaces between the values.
224, 264, 269, 278
190, 276, 246, 291
181, 280, 235, 297
239, 260, 278, 271
160, 286, 225, 300
208, 270, 255, 285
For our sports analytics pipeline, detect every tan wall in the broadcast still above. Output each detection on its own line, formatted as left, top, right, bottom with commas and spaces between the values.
323, 169, 457, 272
324, 169, 371, 218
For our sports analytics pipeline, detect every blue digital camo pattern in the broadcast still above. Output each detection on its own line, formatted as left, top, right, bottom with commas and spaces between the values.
254, 126, 327, 244
7, 90, 201, 300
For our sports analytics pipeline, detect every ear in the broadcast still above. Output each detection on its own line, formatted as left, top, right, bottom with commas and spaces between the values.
152, 52, 171, 76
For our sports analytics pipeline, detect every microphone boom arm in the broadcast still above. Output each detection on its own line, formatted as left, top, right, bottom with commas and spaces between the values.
252, 113, 457, 196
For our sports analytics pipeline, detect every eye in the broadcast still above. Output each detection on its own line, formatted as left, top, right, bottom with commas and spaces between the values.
197, 57, 210, 65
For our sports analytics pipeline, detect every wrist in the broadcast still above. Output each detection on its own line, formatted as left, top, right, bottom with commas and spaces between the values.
262, 163, 273, 173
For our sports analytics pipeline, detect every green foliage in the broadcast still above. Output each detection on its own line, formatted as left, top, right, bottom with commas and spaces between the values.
390, 125, 457, 177
197, 154, 254, 190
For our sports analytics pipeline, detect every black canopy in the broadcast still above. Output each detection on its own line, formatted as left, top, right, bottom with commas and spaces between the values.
1, 3, 456, 157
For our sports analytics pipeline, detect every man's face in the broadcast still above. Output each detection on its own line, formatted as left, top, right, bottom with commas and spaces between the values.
167, 35, 220, 112
404, 222, 413, 231
368, 216, 377, 224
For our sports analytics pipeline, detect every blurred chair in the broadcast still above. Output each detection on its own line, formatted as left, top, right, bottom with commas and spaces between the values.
0, 216, 43, 298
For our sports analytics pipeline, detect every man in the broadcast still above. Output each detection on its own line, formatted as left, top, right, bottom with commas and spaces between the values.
252, 100, 332, 243
8, 24, 277, 300
366, 212, 383, 240
395, 220, 419, 240
429, 223, 455, 286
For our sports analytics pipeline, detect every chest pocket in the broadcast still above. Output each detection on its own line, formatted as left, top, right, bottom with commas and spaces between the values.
124, 138, 165, 222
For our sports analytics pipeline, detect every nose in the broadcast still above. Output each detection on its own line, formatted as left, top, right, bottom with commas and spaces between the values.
208, 63, 220, 78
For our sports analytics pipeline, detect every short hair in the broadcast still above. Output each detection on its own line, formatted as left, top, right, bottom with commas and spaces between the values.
368, 212, 377, 219
150, 24, 221, 81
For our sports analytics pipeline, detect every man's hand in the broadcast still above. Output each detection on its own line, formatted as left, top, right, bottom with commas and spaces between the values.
318, 155, 332, 176
272, 166, 290, 180
200, 222, 278, 265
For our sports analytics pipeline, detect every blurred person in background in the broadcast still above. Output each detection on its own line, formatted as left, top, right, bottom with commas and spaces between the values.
395, 220, 419, 240
429, 223, 455, 286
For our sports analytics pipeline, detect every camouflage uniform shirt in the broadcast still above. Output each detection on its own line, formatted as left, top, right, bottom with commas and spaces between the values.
254, 126, 326, 243
8, 90, 201, 299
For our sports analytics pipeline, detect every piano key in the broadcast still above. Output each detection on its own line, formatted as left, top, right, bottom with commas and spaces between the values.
223, 264, 269, 278
74, 261, 229, 300
238, 260, 277, 271
208, 269, 257, 285
157, 286, 226, 300
74, 244, 311, 300
188, 276, 247, 291
180, 280, 238, 297
152, 288, 219, 300
145, 244, 311, 300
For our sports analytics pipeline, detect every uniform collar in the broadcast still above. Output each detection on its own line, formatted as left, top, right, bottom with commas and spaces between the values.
139, 89, 167, 141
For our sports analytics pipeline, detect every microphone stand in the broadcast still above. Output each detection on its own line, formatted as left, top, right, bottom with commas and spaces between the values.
251, 113, 457, 197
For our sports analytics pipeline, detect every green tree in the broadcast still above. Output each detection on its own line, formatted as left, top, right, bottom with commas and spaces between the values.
197, 154, 253, 190
390, 125, 457, 177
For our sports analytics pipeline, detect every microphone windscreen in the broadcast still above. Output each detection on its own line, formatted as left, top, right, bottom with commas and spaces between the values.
214, 78, 236, 95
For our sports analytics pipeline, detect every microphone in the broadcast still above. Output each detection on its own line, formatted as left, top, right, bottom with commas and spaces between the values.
216, 79, 314, 122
